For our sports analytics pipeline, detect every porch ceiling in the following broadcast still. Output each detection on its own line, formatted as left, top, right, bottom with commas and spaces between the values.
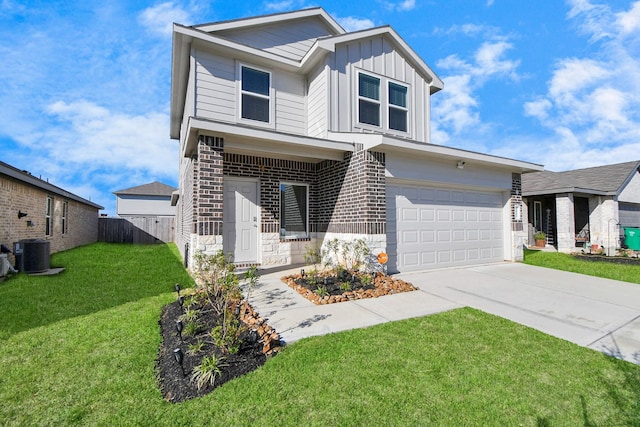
184, 117, 354, 162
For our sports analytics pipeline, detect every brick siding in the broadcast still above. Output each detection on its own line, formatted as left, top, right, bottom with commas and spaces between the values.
0, 174, 99, 264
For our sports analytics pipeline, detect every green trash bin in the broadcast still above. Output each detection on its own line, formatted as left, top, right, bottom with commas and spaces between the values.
624, 227, 640, 250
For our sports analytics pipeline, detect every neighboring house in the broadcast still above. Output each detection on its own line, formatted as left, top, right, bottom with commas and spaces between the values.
169, 7, 542, 273
109, 181, 177, 243
522, 161, 640, 253
114, 181, 177, 217
0, 160, 103, 263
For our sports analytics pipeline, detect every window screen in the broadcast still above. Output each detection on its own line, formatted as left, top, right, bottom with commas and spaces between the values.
241, 66, 270, 122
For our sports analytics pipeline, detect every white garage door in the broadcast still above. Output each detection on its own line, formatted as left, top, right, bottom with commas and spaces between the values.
386, 183, 504, 273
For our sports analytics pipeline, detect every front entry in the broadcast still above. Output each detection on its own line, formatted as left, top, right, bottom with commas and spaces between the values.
223, 178, 258, 263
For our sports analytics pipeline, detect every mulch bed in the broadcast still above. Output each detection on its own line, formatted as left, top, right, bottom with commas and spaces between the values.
573, 253, 640, 265
282, 272, 418, 304
156, 299, 281, 403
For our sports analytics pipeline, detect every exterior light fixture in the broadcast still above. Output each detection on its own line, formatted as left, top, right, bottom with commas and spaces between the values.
174, 283, 181, 295
178, 295, 184, 308
173, 348, 185, 376
235, 303, 241, 317
300, 269, 305, 278
18, 210, 28, 218
176, 320, 183, 341
248, 329, 258, 344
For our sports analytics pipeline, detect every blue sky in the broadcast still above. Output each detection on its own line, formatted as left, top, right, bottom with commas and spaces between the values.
2, 0, 640, 215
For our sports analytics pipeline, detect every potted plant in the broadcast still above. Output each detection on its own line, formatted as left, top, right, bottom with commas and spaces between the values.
533, 231, 546, 247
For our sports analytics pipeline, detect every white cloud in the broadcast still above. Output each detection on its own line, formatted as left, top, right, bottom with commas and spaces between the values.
616, 1, 640, 35
44, 100, 176, 178
337, 16, 375, 32
138, 2, 191, 36
432, 38, 520, 141
383, 0, 416, 12
523, 0, 640, 167
264, 0, 295, 11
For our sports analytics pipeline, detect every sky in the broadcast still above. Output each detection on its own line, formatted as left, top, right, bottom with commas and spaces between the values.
2, 0, 640, 215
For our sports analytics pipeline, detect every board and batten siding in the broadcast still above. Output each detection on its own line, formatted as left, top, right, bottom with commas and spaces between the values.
194, 50, 307, 135
215, 20, 335, 61
329, 36, 432, 143
307, 62, 329, 138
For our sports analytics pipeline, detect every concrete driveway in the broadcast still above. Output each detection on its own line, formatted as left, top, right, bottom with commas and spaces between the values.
397, 263, 640, 365
253, 263, 640, 365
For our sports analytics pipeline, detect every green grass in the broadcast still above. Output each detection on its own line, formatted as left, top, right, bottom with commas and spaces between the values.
1, 243, 639, 425
524, 248, 640, 284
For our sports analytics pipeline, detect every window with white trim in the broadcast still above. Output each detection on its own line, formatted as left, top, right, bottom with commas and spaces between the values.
61, 200, 68, 235
358, 73, 381, 126
357, 71, 409, 134
45, 196, 53, 236
389, 82, 408, 132
280, 183, 308, 239
241, 66, 271, 123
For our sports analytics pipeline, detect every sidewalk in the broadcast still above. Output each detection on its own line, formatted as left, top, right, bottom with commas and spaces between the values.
249, 266, 461, 344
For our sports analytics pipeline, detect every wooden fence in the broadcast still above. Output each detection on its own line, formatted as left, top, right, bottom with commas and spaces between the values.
98, 217, 175, 244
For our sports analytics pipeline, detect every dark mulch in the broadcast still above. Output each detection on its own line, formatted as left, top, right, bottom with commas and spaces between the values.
573, 253, 640, 265
292, 272, 375, 296
156, 300, 267, 403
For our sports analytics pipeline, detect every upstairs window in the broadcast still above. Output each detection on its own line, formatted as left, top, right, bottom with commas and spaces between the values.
357, 71, 410, 134
358, 73, 381, 126
389, 82, 408, 132
280, 183, 308, 239
241, 66, 270, 123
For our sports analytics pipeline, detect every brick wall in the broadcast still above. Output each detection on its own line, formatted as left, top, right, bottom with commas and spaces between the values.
180, 135, 387, 267
0, 175, 99, 264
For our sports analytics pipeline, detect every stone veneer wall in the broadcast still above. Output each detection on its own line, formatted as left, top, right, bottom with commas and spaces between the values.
510, 173, 526, 261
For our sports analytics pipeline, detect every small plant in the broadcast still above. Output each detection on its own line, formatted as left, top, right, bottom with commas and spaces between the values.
181, 307, 199, 323
360, 273, 373, 286
187, 339, 204, 356
210, 313, 244, 354
534, 231, 546, 241
191, 354, 227, 390
315, 285, 329, 297
304, 244, 321, 271
182, 320, 203, 337
339, 281, 351, 292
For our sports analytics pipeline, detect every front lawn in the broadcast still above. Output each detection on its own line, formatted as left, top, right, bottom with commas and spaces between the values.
1, 243, 638, 425
524, 248, 640, 284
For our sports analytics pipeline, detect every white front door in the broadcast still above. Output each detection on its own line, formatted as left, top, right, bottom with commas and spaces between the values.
223, 178, 258, 263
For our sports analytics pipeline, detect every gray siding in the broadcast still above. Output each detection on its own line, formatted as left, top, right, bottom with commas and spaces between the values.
307, 62, 328, 138
329, 36, 431, 143
215, 19, 334, 61
194, 49, 307, 135
195, 51, 236, 123
274, 70, 306, 135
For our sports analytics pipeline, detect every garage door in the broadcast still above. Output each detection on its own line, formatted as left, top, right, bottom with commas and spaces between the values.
386, 183, 504, 273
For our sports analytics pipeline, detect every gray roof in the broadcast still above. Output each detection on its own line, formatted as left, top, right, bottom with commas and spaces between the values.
113, 181, 177, 197
0, 160, 104, 209
522, 161, 640, 196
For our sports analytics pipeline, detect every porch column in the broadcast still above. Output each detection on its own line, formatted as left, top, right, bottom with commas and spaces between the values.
194, 135, 224, 255
510, 173, 526, 261
555, 193, 575, 253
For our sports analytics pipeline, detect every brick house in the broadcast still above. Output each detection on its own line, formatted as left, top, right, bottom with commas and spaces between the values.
0, 160, 103, 264
170, 8, 542, 273
522, 161, 640, 254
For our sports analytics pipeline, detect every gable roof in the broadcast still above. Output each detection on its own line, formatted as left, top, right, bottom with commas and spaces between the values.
0, 160, 103, 209
522, 161, 640, 196
113, 181, 177, 197
170, 7, 443, 139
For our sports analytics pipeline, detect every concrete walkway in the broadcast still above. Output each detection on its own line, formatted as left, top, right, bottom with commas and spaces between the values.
251, 263, 640, 365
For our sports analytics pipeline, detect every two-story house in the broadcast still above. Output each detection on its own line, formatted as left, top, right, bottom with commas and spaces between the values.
170, 7, 542, 273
